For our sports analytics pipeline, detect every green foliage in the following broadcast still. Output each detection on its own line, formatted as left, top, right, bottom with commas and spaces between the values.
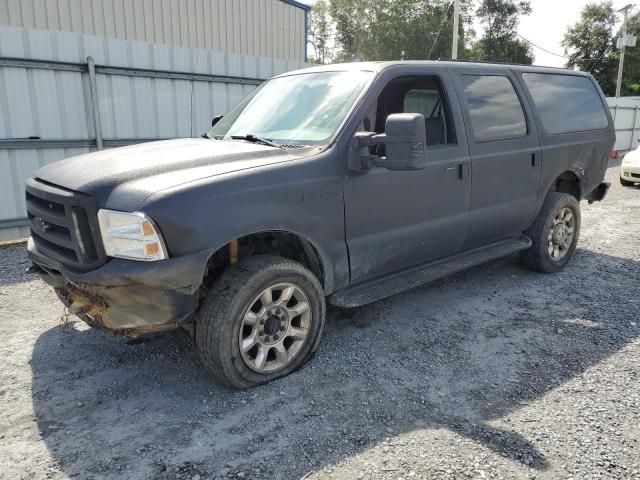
308, 0, 333, 64
309, 0, 640, 97
310, 0, 532, 65
562, 1, 618, 96
469, 0, 533, 64
327, 0, 473, 62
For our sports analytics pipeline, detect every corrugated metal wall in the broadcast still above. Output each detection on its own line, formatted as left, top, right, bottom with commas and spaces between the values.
0, 0, 306, 62
0, 25, 309, 240
607, 97, 640, 153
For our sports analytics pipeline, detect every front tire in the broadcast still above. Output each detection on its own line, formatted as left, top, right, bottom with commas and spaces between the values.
521, 192, 581, 273
195, 255, 325, 389
620, 176, 634, 187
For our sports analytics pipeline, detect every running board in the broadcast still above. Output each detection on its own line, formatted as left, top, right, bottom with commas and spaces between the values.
330, 236, 531, 308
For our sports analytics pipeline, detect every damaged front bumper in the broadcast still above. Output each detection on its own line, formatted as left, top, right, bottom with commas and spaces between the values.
28, 238, 212, 335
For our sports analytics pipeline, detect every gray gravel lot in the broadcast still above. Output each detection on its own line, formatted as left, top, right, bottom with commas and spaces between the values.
0, 160, 639, 480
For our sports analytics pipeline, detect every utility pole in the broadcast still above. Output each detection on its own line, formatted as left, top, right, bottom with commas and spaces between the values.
452, 0, 460, 59
616, 4, 634, 98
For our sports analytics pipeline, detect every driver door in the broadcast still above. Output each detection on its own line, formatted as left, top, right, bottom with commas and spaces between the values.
343, 69, 472, 283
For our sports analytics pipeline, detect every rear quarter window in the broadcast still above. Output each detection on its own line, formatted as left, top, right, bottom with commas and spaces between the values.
522, 73, 609, 134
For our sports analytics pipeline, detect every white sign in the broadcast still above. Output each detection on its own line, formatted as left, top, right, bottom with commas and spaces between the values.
617, 35, 637, 49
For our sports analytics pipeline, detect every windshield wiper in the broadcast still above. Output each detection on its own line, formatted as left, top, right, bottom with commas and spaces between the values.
230, 134, 283, 149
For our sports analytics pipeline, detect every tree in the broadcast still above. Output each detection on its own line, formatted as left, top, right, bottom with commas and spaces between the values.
470, 0, 534, 64
307, 0, 333, 64
327, 0, 474, 62
562, 1, 618, 96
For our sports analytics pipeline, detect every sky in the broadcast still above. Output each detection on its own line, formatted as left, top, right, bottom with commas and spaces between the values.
300, 0, 634, 68
518, 0, 631, 68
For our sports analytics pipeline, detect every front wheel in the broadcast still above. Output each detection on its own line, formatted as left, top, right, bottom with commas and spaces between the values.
195, 255, 325, 389
520, 192, 581, 273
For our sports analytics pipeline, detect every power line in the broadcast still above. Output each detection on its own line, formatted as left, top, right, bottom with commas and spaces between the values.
588, 47, 614, 73
515, 33, 566, 58
427, 1, 454, 59
516, 31, 614, 72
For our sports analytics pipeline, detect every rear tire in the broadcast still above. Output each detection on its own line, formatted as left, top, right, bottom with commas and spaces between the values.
620, 176, 634, 187
520, 192, 581, 273
195, 255, 325, 389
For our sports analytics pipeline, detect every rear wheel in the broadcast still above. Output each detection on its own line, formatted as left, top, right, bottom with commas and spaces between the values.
521, 192, 581, 273
620, 176, 634, 187
195, 255, 325, 389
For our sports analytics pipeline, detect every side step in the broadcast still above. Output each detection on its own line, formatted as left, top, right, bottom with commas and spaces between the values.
330, 235, 531, 308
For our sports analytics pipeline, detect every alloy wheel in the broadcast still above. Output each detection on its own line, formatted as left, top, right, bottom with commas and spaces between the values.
547, 207, 575, 261
238, 282, 311, 373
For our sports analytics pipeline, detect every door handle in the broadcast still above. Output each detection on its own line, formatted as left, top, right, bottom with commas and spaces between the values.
458, 163, 470, 181
531, 152, 539, 167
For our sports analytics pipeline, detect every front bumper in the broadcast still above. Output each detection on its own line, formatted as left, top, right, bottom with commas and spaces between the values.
620, 163, 640, 182
28, 238, 212, 335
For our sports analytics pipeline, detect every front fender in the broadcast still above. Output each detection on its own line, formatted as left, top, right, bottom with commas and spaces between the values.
139, 150, 349, 294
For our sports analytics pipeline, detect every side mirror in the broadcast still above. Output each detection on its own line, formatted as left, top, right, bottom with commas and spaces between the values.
348, 113, 428, 171
211, 115, 223, 127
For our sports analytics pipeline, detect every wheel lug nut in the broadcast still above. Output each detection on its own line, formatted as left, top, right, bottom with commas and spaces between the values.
273, 334, 279, 340
280, 325, 285, 331
259, 330, 264, 335
259, 319, 265, 325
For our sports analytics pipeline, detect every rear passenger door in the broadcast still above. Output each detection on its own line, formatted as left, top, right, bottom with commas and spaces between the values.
451, 66, 541, 249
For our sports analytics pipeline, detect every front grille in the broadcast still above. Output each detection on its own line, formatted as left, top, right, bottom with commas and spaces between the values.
632, 173, 640, 179
26, 178, 105, 271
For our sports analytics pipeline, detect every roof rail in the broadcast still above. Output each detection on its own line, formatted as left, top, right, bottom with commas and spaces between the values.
435, 58, 570, 70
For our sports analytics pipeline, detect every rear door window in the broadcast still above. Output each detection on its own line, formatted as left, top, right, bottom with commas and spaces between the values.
461, 75, 527, 142
522, 73, 609, 134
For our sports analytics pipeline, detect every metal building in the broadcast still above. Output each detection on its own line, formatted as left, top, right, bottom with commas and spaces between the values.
0, 0, 309, 62
0, 0, 310, 240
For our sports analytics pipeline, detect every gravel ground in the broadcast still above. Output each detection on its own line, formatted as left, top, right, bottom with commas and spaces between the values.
1, 160, 639, 480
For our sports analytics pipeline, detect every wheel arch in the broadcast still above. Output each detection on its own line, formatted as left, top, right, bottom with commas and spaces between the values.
549, 170, 582, 200
203, 230, 331, 294
530, 169, 583, 232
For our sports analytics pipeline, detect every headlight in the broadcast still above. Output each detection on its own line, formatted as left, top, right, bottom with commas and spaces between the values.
97, 209, 168, 261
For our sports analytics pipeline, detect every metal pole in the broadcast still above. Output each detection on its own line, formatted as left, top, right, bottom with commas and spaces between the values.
632, 106, 638, 150
452, 0, 460, 60
616, 4, 633, 99
87, 56, 103, 150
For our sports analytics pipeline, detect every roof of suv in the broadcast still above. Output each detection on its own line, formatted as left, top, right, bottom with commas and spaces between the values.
277, 60, 589, 78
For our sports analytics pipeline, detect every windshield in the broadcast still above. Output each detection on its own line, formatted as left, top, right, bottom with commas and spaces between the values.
208, 70, 374, 146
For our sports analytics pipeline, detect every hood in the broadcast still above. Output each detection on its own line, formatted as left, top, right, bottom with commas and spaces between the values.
34, 138, 301, 208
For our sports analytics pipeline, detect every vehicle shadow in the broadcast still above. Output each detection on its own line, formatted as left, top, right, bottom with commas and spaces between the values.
30, 248, 640, 479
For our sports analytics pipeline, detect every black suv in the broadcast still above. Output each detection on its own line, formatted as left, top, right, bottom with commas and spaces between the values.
26, 61, 614, 388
